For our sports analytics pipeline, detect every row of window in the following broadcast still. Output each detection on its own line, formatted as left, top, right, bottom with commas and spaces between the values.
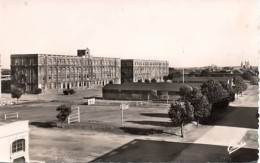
43, 73, 116, 81
41, 67, 118, 74
134, 62, 168, 66
12, 58, 37, 66
41, 57, 119, 66
46, 79, 115, 89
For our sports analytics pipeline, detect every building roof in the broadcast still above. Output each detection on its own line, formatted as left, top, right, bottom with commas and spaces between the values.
121, 59, 168, 63
103, 82, 202, 92
0, 120, 29, 138
172, 77, 233, 83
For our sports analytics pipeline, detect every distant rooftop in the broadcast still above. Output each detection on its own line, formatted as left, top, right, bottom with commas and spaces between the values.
172, 77, 233, 83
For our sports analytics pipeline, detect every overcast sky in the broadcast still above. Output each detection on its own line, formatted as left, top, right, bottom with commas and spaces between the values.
0, 0, 258, 68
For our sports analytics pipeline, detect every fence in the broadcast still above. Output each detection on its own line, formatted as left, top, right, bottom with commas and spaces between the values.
87, 98, 95, 105
135, 101, 170, 108
0, 101, 15, 106
68, 107, 80, 124
120, 104, 129, 123
4, 112, 18, 120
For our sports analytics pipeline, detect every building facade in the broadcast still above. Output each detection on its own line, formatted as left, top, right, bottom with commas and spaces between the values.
0, 121, 30, 162
11, 49, 121, 93
121, 59, 169, 83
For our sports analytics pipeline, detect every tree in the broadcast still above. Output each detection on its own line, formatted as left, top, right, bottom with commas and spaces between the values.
242, 71, 252, 80
151, 78, 157, 83
181, 87, 212, 126
109, 80, 113, 84
150, 90, 158, 100
193, 95, 211, 125
250, 76, 258, 86
11, 88, 23, 104
179, 85, 193, 97
220, 82, 235, 102
35, 88, 42, 100
233, 76, 247, 97
188, 71, 196, 77
201, 69, 210, 77
168, 71, 182, 79
201, 79, 229, 109
56, 104, 72, 128
167, 74, 174, 80
163, 76, 168, 82
168, 100, 194, 137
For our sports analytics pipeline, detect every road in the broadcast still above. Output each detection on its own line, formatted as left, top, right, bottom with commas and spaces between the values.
91, 139, 258, 162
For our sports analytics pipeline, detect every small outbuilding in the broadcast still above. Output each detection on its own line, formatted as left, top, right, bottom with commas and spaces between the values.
102, 83, 201, 101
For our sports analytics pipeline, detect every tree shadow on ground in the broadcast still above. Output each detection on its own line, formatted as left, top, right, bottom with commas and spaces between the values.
119, 127, 164, 135
140, 113, 169, 118
201, 106, 258, 129
127, 120, 176, 127
30, 121, 57, 128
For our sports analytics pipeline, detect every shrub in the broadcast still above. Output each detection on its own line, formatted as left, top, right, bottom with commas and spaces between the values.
56, 104, 72, 128
63, 90, 69, 95
63, 89, 76, 95
145, 79, 150, 83
68, 89, 76, 94
163, 76, 168, 82
151, 78, 157, 83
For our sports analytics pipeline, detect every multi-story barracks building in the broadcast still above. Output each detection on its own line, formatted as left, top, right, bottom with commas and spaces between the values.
121, 59, 169, 83
11, 49, 121, 93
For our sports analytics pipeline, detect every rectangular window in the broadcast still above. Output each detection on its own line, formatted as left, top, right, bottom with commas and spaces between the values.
12, 139, 25, 153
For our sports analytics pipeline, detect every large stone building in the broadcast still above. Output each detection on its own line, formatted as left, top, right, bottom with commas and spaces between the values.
121, 59, 169, 83
11, 49, 121, 93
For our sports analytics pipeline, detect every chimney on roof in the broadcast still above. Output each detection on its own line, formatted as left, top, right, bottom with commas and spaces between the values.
77, 48, 90, 57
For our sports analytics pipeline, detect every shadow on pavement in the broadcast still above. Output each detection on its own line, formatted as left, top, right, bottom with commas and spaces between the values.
91, 139, 258, 162
140, 113, 169, 118
30, 121, 57, 128
202, 106, 258, 129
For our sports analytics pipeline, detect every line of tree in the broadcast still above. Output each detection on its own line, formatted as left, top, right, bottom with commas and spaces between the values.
168, 78, 247, 137
241, 70, 258, 86
233, 76, 247, 97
